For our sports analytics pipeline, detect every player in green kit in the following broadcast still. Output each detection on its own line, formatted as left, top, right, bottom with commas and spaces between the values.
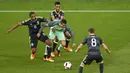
37, 19, 69, 60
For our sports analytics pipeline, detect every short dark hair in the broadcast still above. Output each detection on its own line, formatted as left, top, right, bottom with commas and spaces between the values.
29, 12, 35, 17
55, 1, 60, 5
88, 28, 95, 33
60, 19, 67, 24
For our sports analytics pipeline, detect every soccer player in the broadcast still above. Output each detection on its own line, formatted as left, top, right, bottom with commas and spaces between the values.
50, 1, 65, 56
75, 28, 111, 73
48, 23, 75, 58
50, 1, 76, 57
37, 19, 69, 58
7, 12, 54, 62
50, 1, 64, 21
56, 25, 76, 56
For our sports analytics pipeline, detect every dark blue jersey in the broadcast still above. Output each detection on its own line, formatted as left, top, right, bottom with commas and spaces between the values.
82, 35, 103, 53
50, 10, 64, 21
20, 16, 48, 35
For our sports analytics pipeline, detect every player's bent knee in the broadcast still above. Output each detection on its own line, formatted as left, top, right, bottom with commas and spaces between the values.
45, 39, 52, 46
65, 34, 71, 39
62, 43, 66, 47
66, 36, 71, 39
65, 33, 71, 39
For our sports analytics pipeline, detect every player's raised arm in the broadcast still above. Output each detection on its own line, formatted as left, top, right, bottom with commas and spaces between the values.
102, 43, 111, 54
7, 23, 21, 34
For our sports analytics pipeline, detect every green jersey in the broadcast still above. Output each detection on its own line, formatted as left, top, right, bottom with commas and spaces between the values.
38, 20, 65, 33
50, 20, 65, 31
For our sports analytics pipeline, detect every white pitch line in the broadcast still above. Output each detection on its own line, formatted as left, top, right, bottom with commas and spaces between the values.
0, 10, 130, 12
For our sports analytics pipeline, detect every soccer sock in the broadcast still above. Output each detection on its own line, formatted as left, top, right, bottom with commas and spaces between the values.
32, 52, 35, 54
99, 63, 104, 73
32, 48, 36, 54
47, 45, 52, 58
78, 66, 83, 73
65, 39, 70, 48
57, 44, 63, 53
44, 45, 48, 58
57, 50, 60, 54
44, 55, 47, 59
52, 40, 58, 52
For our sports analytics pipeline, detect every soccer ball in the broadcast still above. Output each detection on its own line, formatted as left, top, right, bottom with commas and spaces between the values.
64, 62, 72, 69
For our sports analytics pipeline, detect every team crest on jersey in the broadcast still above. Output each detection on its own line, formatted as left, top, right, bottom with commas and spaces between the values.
34, 25, 37, 29
37, 21, 39, 25
58, 14, 61, 17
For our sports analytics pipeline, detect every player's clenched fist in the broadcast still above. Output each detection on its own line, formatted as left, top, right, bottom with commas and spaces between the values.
37, 33, 41, 38
7, 30, 11, 34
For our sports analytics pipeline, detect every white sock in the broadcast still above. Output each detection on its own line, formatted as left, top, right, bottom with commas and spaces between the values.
58, 44, 63, 51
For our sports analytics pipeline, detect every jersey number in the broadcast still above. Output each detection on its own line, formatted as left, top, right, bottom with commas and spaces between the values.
91, 38, 97, 47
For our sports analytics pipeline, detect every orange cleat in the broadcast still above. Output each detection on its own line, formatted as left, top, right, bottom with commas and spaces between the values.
46, 58, 54, 62
43, 57, 47, 61
51, 52, 55, 57
30, 54, 35, 60
64, 46, 73, 52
